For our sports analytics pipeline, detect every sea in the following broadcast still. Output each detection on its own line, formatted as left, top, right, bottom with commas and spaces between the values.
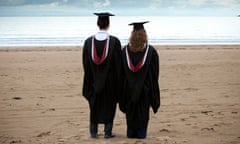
0, 16, 240, 46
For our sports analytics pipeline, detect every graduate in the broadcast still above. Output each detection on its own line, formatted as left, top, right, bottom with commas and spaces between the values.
82, 12, 122, 138
119, 21, 160, 139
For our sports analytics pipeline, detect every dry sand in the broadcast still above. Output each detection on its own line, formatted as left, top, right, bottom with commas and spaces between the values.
0, 45, 240, 144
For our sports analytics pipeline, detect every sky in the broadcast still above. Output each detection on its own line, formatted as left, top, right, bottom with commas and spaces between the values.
0, 0, 239, 16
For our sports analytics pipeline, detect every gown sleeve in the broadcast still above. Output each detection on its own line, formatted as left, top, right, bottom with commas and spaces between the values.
150, 48, 160, 113
119, 47, 127, 113
113, 38, 123, 103
82, 38, 92, 101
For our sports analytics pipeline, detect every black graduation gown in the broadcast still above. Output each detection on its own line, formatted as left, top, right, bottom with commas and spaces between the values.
119, 45, 160, 129
82, 35, 122, 123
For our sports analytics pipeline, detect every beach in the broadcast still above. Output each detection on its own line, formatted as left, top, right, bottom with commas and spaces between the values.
0, 45, 240, 144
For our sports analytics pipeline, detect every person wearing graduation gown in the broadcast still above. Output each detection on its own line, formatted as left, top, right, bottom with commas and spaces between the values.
119, 21, 160, 139
82, 12, 122, 138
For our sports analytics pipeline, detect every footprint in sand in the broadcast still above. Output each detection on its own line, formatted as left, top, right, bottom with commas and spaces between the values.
213, 122, 232, 127
12, 97, 22, 100
9, 140, 22, 144
180, 118, 186, 121
36, 103, 42, 106
167, 124, 172, 127
201, 127, 215, 132
217, 112, 224, 115
184, 88, 199, 91
134, 140, 146, 144
201, 110, 213, 115
189, 115, 197, 118
159, 129, 170, 133
48, 108, 55, 111
41, 108, 55, 114
224, 95, 230, 98
192, 125, 198, 129
37, 131, 51, 137
57, 138, 65, 143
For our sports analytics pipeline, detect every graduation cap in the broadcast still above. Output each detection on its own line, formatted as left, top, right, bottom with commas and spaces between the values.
94, 12, 114, 21
94, 12, 115, 28
94, 12, 115, 17
129, 21, 149, 31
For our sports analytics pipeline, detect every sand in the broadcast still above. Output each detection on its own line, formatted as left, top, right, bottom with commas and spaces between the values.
0, 45, 240, 144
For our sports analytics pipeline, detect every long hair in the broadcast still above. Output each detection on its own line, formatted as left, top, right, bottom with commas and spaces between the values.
129, 29, 148, 52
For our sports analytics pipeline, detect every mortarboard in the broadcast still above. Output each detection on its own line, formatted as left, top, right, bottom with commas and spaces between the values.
94, 12, 115, 17
93, 12, 114, 23
94, 12, 114, 29
94, 12, 115, 21
129, 21, 149, 31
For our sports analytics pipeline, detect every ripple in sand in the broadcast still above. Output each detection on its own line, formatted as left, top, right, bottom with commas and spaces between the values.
184, 88, 199, 91
161, 89, 169, 92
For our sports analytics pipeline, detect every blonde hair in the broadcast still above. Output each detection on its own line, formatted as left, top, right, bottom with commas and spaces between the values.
129, 29, 148, 52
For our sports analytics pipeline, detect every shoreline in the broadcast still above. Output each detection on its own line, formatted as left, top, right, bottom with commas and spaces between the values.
0, 44, 240, 52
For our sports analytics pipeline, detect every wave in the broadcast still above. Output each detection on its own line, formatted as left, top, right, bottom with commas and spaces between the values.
0, 37, 239, 46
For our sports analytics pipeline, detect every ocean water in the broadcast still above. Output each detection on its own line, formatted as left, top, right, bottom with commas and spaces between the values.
0, 16, 240, 46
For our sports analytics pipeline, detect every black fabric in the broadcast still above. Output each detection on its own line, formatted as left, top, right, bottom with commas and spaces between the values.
90, 122, 98, 136
94, 38, 106, 58
94, 12, 115, 16
119, 45, 160, 129
121, 45, 153, 104
127, 126, 147, 139
82, 35, 122, 124
127, 46, 146, 66
104, 122, 113, 135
